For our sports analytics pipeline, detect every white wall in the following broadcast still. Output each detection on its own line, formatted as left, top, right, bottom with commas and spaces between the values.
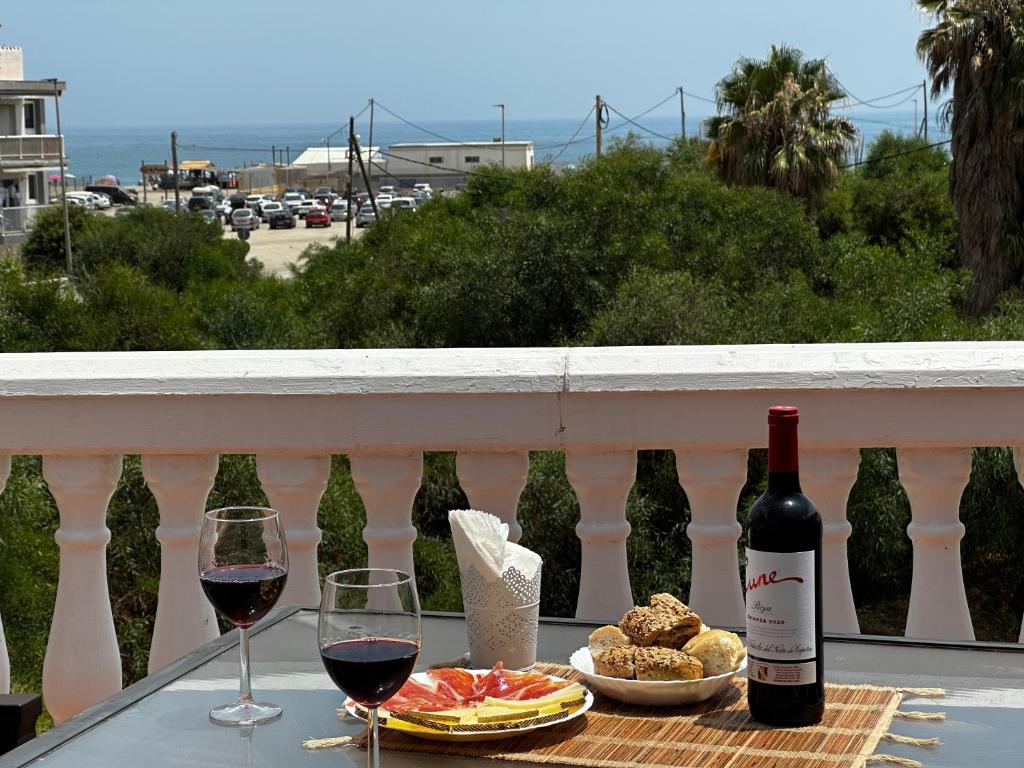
0, 47, 24, 81
387, 143, 533, 178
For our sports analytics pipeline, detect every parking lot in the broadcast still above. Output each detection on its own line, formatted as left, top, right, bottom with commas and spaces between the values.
223, 217, 363, 277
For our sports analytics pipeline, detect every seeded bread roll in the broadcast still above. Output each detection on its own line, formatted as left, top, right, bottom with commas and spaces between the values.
682, 629, 746, 676
588, 625, 631, 656
593, 645, 637, 679
634, 646, 703, 681
619, 599, 703, 649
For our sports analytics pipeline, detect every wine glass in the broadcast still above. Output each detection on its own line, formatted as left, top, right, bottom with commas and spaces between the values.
199, 506, 289, 726
319, 569, 421, 768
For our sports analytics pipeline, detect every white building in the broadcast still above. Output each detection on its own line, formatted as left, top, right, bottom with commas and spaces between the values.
0, 46, 67, 237
385, 141, 534, 187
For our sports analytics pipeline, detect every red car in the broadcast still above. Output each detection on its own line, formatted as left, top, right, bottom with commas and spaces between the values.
305, 207, 330, 228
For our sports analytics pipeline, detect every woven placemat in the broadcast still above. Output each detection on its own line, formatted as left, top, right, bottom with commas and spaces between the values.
361, 662, 921, 768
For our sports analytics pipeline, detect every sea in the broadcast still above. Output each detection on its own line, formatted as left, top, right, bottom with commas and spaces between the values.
63, 112, 945, 186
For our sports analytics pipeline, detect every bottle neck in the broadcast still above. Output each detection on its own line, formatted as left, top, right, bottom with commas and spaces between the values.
767, 422, 801, 491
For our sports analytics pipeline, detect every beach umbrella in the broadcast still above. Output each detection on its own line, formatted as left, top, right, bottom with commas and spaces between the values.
48, 173, 76, 182
96, 174, 119, 185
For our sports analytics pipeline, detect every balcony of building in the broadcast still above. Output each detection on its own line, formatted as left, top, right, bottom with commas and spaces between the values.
0, 342, 1021, 725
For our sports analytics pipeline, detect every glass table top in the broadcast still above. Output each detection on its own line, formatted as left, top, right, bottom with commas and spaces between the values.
4, 608, 1023, 767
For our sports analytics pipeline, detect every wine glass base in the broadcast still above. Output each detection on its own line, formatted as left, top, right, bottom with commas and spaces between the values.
209, 700, 282, 726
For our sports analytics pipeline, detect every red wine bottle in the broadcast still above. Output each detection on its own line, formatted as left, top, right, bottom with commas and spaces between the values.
745, 405, 824, 726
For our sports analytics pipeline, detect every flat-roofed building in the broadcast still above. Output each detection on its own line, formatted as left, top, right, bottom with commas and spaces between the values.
385, 141, 533, 188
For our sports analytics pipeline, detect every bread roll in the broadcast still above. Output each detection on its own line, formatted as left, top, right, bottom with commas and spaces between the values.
588, 625, 631, 656
593, 645, 637, 679
634, 646, 703, 681
619, 597, 703, 649
682, 629, 745, 676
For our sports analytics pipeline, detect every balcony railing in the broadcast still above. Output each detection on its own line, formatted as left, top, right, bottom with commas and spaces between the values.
0, 135, 62, 163
0, 342, 1022, 722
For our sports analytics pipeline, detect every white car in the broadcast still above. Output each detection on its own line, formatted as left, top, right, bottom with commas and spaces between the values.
329, 200, 351, 221
355, 202, 376, 227
215, 198, 233, 221
391, 196, 418, 212
230, 208, 260, 231
66, 192, 98, 210
413, 183, 432, 195
259, 201, 284, 221
282, 192, 306, 211
90, 192, 112, 209
294, 199, 318, 219
378, 185, 397, 197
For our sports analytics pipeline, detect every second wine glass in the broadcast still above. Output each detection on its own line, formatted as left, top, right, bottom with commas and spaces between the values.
319, 569, 421, 768
199, 506, 288, 726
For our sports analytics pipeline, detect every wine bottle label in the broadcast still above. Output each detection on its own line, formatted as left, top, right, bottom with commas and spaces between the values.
745, 549, 816, 682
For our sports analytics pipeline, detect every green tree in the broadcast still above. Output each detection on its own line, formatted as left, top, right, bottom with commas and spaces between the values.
918, 0, 1024, 314
705, 44, 856, 204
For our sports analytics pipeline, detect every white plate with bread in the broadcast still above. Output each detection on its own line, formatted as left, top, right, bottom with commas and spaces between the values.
570, 593, 746, 706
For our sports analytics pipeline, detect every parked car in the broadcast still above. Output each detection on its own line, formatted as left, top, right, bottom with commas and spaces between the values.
85, 185, 137, 205
282, 192, 306, 212
376, 193, 394, 206
313, 192, 334, 208
413, 183, 432, 195
65, 192, 96, 210
282, 187, 313, 199
313, 186, 336, 197
378, 185, 397, 197
161, 199, 184, 213
295, 199, 318, 219
230, 208, 260, 231
188, 195, 214, 211
355, 202, 376, 227
268, 207, 296, 229
259, 201, 284, 221
199, 209, 220, 224
89, 192, 112, 209
391, 196, 418, 212
329, 200, 351, 221
305, 206, 330, 228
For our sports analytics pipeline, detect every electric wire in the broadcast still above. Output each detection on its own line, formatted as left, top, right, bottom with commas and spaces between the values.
604, 103, 676, 142
548, 105, 596, 162
841, 138, 951, 169
373, 100, 461, 144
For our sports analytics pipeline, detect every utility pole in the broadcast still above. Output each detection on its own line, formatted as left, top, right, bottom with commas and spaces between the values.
913, 99, 918, 138
367, 98, 375, 189
353, 134, 378, 218
595, 94, 603, 158
170, 131, 180, 214
50, 78, 71, 277
346, 117, 354, 242
326, 135, 331, 174
494, 103, 505, 167
922, 80, 928, 142
678, 87, 686, 139
140, 161, 147, 204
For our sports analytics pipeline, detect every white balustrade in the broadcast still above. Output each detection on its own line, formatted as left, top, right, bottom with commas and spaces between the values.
802, 449, 861, 634
350, 453, 422, 578
0, 344, 1022, 720
675, 449, 747, 628
899, 448, 974, 641
455, 452, 529, 542
567, 450, 636, 623
41, 455, 123, 724
142, 454, 220, 673
0, 455, 11, 694
257, 455, 331, 605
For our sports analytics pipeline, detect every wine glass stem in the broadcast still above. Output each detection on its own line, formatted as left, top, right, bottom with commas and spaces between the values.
367, 707, 380, 768
238, 626, 253, 703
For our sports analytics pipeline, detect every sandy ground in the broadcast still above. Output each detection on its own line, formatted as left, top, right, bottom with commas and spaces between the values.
225, 218, 362, 276
125, 186, 365, 277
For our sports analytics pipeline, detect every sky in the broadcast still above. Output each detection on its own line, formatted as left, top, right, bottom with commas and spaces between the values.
2, 1, 937, 128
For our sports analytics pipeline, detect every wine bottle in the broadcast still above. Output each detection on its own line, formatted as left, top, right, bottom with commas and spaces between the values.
745, 405, 824, 726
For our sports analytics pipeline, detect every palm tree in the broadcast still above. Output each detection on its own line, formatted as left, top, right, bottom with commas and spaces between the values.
705, 45, 856, 204
918, 1, 1024, 315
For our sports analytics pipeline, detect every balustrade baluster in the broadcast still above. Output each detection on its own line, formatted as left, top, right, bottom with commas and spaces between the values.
675, 450, 747, 628
257, 455, 331, 605
1013, 447, 1024, 643
802, 449, 861, 634
41, 455, 123, 724
142, 454, 219, 673
455, 452, 529, 543
0, 456, 11, 694
899, 448, 974, 641
350, 454, 422, 578
567, 451, 636, 623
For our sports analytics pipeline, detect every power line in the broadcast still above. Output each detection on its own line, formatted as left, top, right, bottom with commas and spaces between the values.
841, 138, 951, 169
603, 103, 676, 142
681, 89, 717, 105
548, 105, 595, 163
373, 101, 461, 143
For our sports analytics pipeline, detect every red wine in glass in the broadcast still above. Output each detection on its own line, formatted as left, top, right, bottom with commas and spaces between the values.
199, 506, 289, 726
320, 638, 419, 707
200, 563, 288, 629
319, 569, 421, 768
